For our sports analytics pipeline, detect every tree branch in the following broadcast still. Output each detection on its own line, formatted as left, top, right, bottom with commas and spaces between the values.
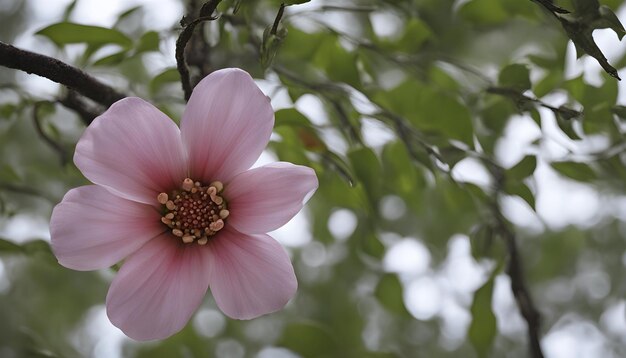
486, 163, 545, 358
57, 90, 104, 125
176, 0, 222, 100
0, 41, 125, 106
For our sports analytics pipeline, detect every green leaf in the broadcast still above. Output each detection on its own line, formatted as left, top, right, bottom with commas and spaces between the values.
92, 51, 128, 66
375, 274, 409, 315
36, 22, 132, 49
551, 161, 597, 182
348, 147, 382, 202
498, 64, 531, 92
314, 36, 361, 88
149, 68, 180, 95
62, 0, 78, 21
460, 0, 508, 25
468, 275, 497, 357
0, 238, 22, 253
505, 181, 536, 209
275, 108, 312, 127
135, 31, 160, 53
506, 155, 536, 180
378, 18, 432, 53
278, 322, 338, 358
595, 6, 626, 40
375, 80, 474, 144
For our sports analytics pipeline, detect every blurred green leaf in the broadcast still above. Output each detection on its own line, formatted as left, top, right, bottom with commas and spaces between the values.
460, 0, 508, 25
348, 147, 382, 202
504, 181, 536, 209
375, 80, 474, 144
468, 274, 497, 357
36, 22, 132, 49
507, 155, 536, 180
149, 68, 181, 95
135, 31, 160, 53
551, 161, 597, 182
499, 64, 531, 92
0, 237, 22, 253
375, 274, 409, 316
278, 322, 338, 358
92, 51, 128, 66
314, 36, 361, 88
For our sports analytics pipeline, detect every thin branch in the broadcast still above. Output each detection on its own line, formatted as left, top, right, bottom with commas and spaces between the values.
32, 102, 68, 166
175, 0, 222, 100
57, 90, 104, 125
485, 162, 545, 358
487, 86, 582, 120
0, 41, 125, 106
270, 3, 286, 35
530, 0, 570, 15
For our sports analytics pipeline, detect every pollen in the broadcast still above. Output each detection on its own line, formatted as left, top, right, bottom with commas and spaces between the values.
157, 178, 229, 245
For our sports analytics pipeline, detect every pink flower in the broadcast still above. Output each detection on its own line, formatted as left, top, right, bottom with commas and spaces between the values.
49, 68, 318, 340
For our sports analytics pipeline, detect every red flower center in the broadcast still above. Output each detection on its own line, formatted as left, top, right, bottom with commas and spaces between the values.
157, 178, 229, 245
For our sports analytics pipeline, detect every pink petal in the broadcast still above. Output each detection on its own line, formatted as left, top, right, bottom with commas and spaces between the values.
74, 97, 187, 205
225, 162, 318, 234
208, 228, 297, 319
50, 185, 163, 271
106, 234, 211, 341
181, 68, 274, 183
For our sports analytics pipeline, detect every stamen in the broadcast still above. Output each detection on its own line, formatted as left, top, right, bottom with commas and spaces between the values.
157, 178, 229, 245
157, 193, 169, 204
210, 181, 224, 192
182, 178, 194, 191
219, 209, 229, 219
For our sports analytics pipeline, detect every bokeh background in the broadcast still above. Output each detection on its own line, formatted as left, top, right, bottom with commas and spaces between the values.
1, 0, 626, 357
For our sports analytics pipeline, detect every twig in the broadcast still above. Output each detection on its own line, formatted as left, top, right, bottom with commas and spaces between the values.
32, 102, 69, 165
487, 86, 582, 120
0, 41, 125, 106
57, 90, 104, 125
175, 0, 222, 100
530, 0, 569, 15
486, 163, 545, 358
270, 3, 286, 35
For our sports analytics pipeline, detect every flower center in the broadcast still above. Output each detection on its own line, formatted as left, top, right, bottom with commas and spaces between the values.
157, 178, 229, 245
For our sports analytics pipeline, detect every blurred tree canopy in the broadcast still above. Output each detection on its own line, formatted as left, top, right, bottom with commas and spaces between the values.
1, 0, 626, 357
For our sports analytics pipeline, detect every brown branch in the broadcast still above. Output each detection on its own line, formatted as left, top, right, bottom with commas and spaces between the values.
57, 90, 104, 125
176, 0, 222, 100
487, 86, 582, 120
270, 3, 286, 36
495, 212, 544, 358
0, 41, 125, 106
530, 0, 569, 15
486, 163, 545, 358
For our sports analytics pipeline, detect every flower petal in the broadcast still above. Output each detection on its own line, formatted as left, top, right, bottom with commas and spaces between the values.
181, 68, 274, 183
225, 162, 318, 234
208, 228, 297, 319
50, 185, 163, 271
74, 97, 187, 204
106, 234, 211, 341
